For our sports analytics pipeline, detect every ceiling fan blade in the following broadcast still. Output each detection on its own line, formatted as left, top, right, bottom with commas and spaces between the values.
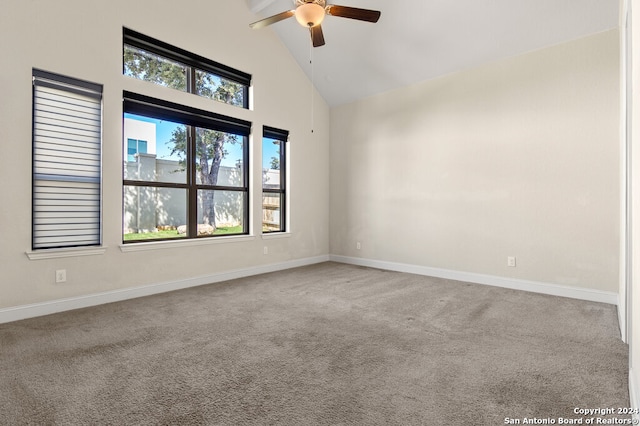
326, 5, 381, 23
310, 24, 326, 47
250, 10, 295, 29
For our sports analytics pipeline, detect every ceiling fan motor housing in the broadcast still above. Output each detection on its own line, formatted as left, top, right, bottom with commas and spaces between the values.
295, 0, 327, 27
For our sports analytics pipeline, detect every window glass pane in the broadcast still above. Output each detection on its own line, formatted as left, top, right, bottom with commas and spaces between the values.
123, 186, 187, 241
262, 138, 282, 189
198, 190, 245, 235
127, 139, 139, 162
123, 29, 251, 110
195, 69, 245, 107
124, 45, 187, 91
124, 113, 187, 183
262, 193, 282, 232
195, 129, 244, 187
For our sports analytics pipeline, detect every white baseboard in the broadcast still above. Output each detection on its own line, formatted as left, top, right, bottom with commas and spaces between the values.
330, 255, 618, 305
630, 369, 639, 421
0, 254, 619, 325
0, 255, 330, 325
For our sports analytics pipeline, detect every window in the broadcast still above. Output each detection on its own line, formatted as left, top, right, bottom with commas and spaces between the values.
127, 138, 147, 162
262, 126, 288, 233
32, 69, 103, 250
123, 92, 250, 242
123, 28, 251, 109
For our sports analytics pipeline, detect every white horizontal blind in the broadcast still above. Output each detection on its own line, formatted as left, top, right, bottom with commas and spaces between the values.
32, 70, 103, 249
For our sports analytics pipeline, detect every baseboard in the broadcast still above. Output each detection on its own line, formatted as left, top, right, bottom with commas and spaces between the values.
0, 254, 619, 324
0, 255, 330, 325
630, 369, 640, 421
330, 255, 618, 305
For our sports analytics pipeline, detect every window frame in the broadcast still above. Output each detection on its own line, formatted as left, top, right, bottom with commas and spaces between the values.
122, 92, 251, 243
262, 126, 288, 234
32, 69, 103, 251
123, 27, 251, 109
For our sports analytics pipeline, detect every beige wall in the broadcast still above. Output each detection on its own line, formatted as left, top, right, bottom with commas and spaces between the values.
0, 0, 330, 309
330, 30, 620, 292
0, 2, 622, 313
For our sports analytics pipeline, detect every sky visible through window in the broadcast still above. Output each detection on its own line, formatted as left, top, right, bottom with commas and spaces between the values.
263, 138, 281, 171
125, 113, 281, 169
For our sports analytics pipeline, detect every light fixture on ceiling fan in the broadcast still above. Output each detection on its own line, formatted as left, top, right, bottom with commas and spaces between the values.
249, 0, 381, 47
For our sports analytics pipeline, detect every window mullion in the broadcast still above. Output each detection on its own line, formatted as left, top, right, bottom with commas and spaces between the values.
187, 66, 197, 239
281, 140, 286, 232
187, 66, 196, 95
280, 141, 286, 189
243, 136, 250, 232
243, 86, 249, 109
187, 126, 198, 238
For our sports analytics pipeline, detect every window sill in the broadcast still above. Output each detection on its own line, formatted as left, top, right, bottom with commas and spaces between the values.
261, 232, 291, 240
26, 246, 108, 260
120, 235, 255, 252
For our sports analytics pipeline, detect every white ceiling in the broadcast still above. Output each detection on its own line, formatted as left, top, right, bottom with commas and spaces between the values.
246, 0, 619, 107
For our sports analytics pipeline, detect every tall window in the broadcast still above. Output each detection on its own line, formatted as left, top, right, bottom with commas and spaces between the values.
123, 28, 251, 109
262, 126, 288, 233
123, 93, 250, 242
122, 29, 253, 243
32, 69, 103, 250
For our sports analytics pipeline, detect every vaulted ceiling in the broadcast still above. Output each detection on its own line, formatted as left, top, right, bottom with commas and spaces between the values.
246, 0, 619, 106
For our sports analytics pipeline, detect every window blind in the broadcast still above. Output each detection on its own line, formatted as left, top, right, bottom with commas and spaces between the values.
32, 69, 103, 249
263, 126, 289, 142
123, 91, 251, 136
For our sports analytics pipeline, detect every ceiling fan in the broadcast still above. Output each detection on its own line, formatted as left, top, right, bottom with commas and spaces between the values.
249, 0, 381, 47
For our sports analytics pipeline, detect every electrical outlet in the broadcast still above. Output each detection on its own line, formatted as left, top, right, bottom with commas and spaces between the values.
263, 246, 268, 255
356, 242, 361, 250
507, 256, 516, 267
55, 269, 67, 283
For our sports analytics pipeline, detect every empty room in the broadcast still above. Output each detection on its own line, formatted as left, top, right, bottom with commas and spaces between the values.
2, 0, 640, 424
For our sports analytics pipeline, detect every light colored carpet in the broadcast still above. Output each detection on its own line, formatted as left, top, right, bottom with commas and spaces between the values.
0, 262, 628, 425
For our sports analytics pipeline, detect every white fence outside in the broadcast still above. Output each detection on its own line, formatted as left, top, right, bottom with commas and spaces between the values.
124, 154, 250, 233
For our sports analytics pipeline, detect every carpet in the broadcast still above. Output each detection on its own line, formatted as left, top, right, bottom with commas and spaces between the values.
0, 262, 629, 425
